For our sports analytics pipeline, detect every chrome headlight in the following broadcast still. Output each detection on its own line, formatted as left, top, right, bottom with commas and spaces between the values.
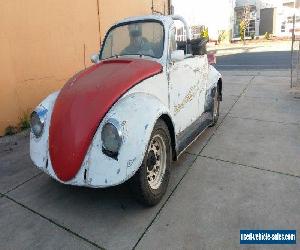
101, 119, 122, 155
30, 106, 47, 138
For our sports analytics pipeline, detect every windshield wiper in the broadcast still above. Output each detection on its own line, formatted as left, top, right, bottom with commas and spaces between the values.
118, 54, 156, 59
103, 54, 157, 60
101, 54, 120, 60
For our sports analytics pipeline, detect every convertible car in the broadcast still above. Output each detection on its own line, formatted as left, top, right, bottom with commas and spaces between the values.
30, 15, 222, 206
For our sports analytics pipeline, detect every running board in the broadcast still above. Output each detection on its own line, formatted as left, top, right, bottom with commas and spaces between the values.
176, 112, 212, 157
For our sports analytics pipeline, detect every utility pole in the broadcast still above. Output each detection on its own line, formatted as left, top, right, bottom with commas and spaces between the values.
291, 0, 296, 88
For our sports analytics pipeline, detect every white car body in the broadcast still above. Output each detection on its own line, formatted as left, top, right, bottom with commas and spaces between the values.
30, 15, 222, 188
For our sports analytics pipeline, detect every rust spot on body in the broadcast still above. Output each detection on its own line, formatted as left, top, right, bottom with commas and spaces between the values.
174, 84, 199, 115
127, 157, 137, 168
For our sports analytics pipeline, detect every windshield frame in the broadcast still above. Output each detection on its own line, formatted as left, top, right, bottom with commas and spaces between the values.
99, 19, 165, 61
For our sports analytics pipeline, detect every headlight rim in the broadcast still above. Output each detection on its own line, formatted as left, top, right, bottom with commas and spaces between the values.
30, 106, 47, 139
101, 118, 123, 155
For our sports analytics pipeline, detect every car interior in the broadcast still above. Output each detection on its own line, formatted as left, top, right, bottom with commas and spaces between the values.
176, 38, 208, 56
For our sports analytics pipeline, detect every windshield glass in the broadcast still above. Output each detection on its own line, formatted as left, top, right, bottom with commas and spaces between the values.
100, 21, 164, 60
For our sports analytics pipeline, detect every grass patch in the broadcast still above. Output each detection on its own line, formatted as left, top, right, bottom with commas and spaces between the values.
18, 112, 31, 131
5, 126, 18, 136
4, 111, 31, 136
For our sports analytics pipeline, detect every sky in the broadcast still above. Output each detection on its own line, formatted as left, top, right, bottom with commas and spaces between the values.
172, 0, 234, 38
172, 0, 234, 27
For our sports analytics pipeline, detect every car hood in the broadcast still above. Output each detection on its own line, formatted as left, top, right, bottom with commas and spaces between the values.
49, 58, 162, 182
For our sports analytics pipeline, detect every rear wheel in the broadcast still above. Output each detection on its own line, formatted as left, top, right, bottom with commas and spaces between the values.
129, 120, 171, 206
210, 87, 220, 127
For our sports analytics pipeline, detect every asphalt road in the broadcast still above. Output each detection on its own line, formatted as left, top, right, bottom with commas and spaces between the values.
216, 50, 292, 70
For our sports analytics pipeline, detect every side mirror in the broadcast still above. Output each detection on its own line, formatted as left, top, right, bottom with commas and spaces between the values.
91, 54, 99, 64
170, 50, 184, 62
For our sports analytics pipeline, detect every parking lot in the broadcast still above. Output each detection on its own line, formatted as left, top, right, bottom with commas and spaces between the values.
1, 65, 300, 249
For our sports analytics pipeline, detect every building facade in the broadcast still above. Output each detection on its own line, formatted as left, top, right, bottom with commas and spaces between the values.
0, 0, 170, 135
233, 0, 300, 38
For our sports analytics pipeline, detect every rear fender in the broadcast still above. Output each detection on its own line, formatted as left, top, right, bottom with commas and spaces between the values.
204, 65, 222, 112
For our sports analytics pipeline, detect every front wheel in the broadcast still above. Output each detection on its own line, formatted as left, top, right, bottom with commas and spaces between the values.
209, 87, 220, 127
129, 120, 171, 206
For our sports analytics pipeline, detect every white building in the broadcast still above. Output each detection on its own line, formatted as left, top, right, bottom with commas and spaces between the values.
233, 0, 300, 38
172, 0, 299, 41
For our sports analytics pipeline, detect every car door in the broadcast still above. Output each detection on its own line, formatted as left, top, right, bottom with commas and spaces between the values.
168, 29, 208, 135
196, 55, 209, 115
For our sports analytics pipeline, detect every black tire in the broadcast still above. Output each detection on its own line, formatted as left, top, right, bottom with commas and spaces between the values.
129, 119, 171, 206
209, 87, 220, 127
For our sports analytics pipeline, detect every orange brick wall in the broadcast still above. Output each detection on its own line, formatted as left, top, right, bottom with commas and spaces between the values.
0, 0, 169, 135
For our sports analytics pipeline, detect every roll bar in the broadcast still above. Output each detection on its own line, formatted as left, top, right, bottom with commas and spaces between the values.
171, 15, 191, 41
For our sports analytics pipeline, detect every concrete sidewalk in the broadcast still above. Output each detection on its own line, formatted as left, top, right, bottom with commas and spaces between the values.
208, 41, 291, 56
1, 70, 299, 250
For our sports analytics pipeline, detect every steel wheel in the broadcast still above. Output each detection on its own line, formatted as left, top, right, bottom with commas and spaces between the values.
146, 134, 167, 190
129, 119, 171, 206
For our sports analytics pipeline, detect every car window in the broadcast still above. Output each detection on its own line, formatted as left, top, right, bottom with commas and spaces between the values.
169, 28, 177, 55
174, 22, 189, 55
101, 21, 164, 60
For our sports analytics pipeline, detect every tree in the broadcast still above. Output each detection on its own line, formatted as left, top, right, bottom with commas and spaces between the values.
240, 20, 246, 42
200, 27, 209, 41
240, 5, 251, 44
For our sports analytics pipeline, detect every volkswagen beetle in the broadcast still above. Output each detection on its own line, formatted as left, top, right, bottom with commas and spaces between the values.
30, 15, 222, 206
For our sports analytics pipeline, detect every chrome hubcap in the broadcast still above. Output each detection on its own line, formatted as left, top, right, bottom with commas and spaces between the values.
146, 135, 166, 190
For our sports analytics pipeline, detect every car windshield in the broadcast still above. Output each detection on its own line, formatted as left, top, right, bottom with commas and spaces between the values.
100, 21, 164, 60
